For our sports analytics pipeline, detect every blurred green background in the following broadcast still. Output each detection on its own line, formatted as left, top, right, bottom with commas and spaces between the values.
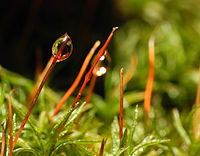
0, 0, 200, 110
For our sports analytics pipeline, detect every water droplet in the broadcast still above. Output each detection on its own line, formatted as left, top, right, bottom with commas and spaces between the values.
93, 50, 111, 77
139, 148, 144, 152
52, 33, 73, 62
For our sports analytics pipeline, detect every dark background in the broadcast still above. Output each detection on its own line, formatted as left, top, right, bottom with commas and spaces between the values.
0, 0, 121, 91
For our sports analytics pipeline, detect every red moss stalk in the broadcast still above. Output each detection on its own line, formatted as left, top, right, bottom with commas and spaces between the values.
13, 33, 72, 148
119, 68, 124, 140
57, 27, 118, 135
193, 65, 200, 139
71, 27, 118, 108
75, 74, 97, 130
98, 138, 105, 156
8, 89, 16, 155
51, 41, 100, 120
1, 122, 5, 156
144, 37, 155, 122
13, 57, 57, 148
26, 56, 54, 106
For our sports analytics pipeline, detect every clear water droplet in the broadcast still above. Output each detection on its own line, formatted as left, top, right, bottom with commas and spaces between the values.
93, 50, 111, 77
139, 148, 144, 152
52, 33, 73, 62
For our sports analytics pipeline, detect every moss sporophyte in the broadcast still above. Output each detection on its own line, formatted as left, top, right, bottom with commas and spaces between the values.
1, 27, 118, 155
12, 33, 73, 149
1, 28, 176, 156
51, 40, 101, 120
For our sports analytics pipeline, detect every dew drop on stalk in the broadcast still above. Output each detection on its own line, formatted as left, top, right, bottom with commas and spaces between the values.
52, 33, 73, 62
93, 50, 111, 76
139, 148, 144, 152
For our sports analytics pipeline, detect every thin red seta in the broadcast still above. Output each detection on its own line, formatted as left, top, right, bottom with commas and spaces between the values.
75, 74, 97, 130
193, 65, 200, 139
98, 138, 105, 156
72, 27, 118, 108
119, 68, 124, 140
85, 50, 111, 104
85, 74, 97, 104
8, 89, 16, 155
51, 41, 100, 120
26, 56, 54, 106
57, 27, 118, 136
13, 33, 72, 148
144, 37, 155, 123
1, 122, 5, 156
13, 57, 57, 148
